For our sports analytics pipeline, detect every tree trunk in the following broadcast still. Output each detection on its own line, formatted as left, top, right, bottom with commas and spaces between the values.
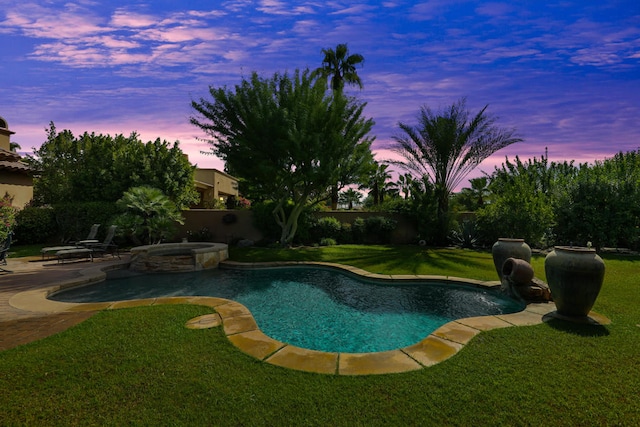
435, 186, 450, 246
273, 198, 306, 247
331, 185, 338, 210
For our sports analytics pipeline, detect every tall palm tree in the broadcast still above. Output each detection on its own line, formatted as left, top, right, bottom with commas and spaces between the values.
363, 162, 393, 206
314, 43, 366, 209
312, 43, 364, 92
391, 98, 522, 244
396, 173, 414, 199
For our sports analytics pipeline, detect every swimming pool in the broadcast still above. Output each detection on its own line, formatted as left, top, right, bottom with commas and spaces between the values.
51, 266, 524, 353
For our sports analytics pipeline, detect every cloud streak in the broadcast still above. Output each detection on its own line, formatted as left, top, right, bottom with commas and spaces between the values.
0, 0, 638, 190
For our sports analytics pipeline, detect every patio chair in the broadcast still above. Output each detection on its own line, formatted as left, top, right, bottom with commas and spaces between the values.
75, 223, 101, 246
41, 224, 101, 260
0, 231, 14, 272
85, 225, 120, 258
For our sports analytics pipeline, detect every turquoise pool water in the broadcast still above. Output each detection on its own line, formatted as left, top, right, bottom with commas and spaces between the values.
51, 266, 524, 353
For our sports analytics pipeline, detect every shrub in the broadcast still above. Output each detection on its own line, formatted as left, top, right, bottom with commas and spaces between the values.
311, 216, 342, 242
14, 206, 57, 244
53, 201, 120, 243
554, 169, 640, 250
0, 193, 17, 242
339, 222, 353, 244
449, 219, 479, 249
364, 216, 397, 244
114, 186, 184, 245
319, 237, 337, 246
476, 189, 554, 248
352, 217, 366, 244
186, 227, 214, 242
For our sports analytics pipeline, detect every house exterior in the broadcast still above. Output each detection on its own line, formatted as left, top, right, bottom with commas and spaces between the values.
0, 116, 33, 209
192, 168, 239, 209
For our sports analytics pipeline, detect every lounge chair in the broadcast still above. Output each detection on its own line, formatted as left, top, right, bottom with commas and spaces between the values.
75, 223, 100, 246
84, 225, 119, 258
56, 247, 93, 263
41, 224, 101, 260
0, 231, 13, 272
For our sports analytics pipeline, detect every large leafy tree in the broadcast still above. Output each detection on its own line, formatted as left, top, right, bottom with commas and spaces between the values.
190, 69, 374, 246
391, 98, 522, 244
313, 43, 370, 209
27, 123, 198, 209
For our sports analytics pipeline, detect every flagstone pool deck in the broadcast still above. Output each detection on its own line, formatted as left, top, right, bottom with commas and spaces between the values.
0, 254, 610, 375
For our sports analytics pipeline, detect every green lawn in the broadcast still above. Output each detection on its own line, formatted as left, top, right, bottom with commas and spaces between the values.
1, 246, 639, 425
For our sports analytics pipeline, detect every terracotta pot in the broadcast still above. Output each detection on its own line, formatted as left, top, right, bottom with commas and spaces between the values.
545, 246, 605, 317
502, 257, 534, 286
492, 238, 531, 281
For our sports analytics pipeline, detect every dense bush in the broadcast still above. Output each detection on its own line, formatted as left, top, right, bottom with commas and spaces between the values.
476, 180, 555, 247
471, 150, 640, 250
351, 217, 366, 244
554, 155, 640, 249
319, 237, 337, 246
14, 206, 57, 244
53, 201, 120, 243
363, 216, 397, 244
391, 177, 439, 245
0, 194, 17, 242
114, 186, 184, 245
311, 217, 342, 242
338, 222, 353, 244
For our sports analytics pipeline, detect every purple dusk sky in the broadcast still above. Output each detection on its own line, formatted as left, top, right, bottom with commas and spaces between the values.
1, 1, 638, 190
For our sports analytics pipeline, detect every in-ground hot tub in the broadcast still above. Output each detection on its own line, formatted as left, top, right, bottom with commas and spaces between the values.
129, 242, 228, 272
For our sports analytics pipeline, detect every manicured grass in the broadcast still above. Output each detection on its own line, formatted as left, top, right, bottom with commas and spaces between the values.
8, 243, 45, 258
1, 246, 639, 425
230, 244, 550, 281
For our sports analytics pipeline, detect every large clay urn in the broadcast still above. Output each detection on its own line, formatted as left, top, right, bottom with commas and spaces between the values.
492, 238, 531, 281
544, 246, 605, 317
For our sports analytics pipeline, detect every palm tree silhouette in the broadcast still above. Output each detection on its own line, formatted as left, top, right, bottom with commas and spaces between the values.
391, 98, 521, 244
313, 43, 367, 209
312, 43, 364, 92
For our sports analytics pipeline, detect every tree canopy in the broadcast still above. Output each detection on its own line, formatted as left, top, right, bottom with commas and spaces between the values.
190, 69, 375, 245
27, 123, 198, 209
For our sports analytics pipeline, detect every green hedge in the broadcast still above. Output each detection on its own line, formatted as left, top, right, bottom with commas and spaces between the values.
14, 202, 120, 245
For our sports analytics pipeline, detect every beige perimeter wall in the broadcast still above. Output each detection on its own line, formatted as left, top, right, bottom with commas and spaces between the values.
179, 210, 419, 245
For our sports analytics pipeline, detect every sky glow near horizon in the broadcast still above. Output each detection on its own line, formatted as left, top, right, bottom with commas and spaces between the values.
1, 0, 639, 190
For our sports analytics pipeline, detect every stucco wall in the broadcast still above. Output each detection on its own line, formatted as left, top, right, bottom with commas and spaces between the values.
179, 210, 263, 244
179, 210, 419, 244
0, 172, 33, 209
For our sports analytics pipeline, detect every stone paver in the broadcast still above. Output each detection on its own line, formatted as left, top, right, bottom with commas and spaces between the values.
185, 313, 222, 329
0, 311, 98, 351
403, 335, 463, 367
339, 350, 422, 375
227, 329, 286, 360
267, 345, 339, 374
432, 321, 482, 345
0, 255, 128, 351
